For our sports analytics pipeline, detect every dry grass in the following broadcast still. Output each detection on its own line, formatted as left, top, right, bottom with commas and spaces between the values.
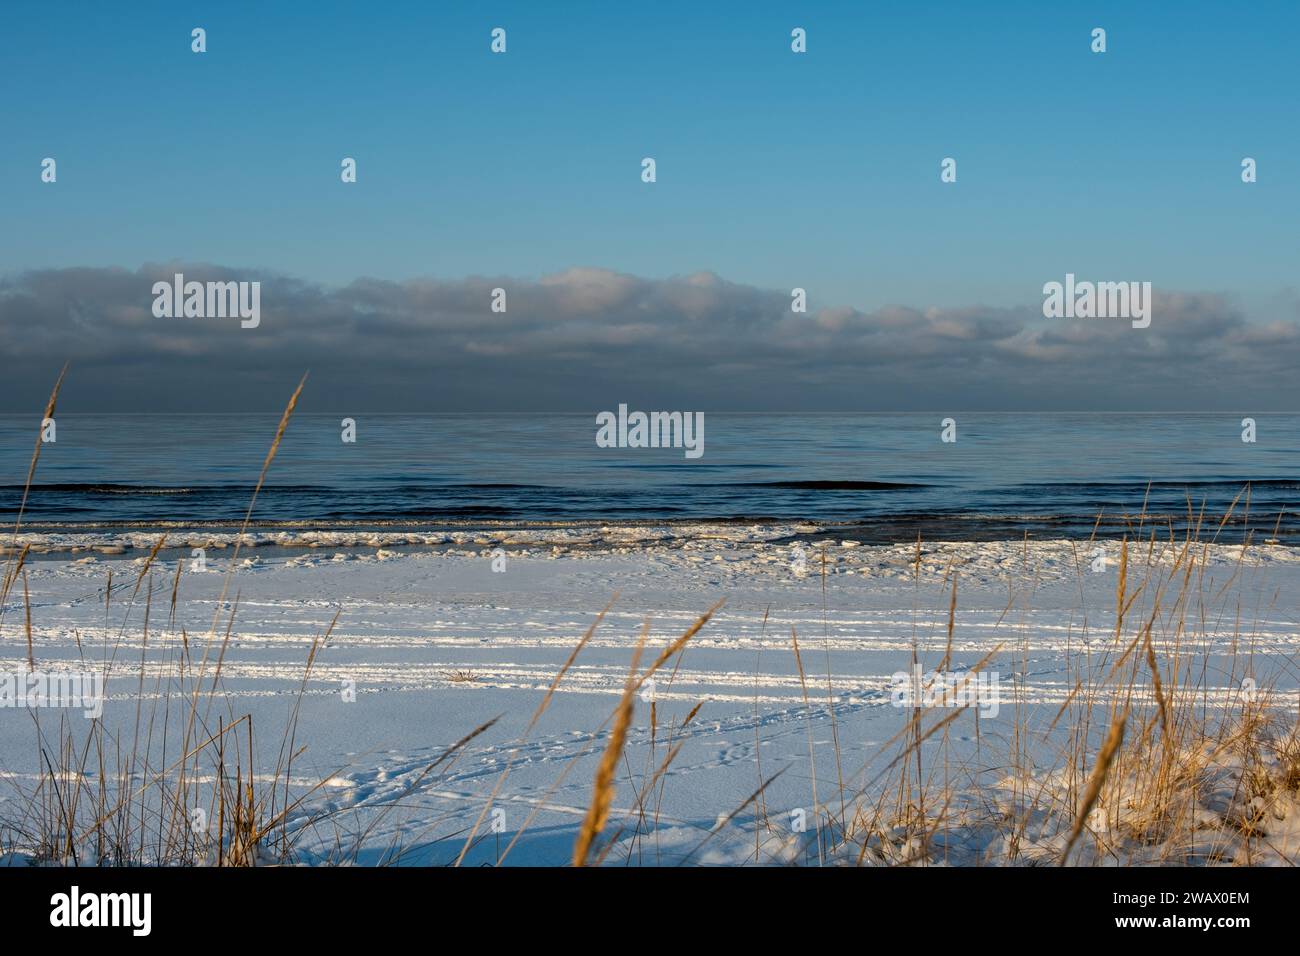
824, 501, 1300, 868
0, 370, 353, 866
572, 623, 646, 866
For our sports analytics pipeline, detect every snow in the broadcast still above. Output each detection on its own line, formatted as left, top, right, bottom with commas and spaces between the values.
1, 526, 1297, 866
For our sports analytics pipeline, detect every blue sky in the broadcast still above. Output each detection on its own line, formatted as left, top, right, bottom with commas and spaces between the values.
2, 0, 1295, 316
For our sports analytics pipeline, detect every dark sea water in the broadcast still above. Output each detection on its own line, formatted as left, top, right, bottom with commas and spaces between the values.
1, 413, 1297, 542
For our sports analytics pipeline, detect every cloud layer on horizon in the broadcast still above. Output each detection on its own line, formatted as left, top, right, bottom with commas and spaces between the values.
0, 264, 1295, 412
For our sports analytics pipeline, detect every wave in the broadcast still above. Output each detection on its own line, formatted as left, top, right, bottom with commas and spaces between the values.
0, 482, 559, 496
1009, 478, 1300, 490
2, 479, 934, 497
0, 483, 259, 495
721, 480, 930, 490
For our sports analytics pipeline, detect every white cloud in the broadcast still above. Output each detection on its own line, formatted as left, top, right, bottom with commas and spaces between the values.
0, 264, 1290, 412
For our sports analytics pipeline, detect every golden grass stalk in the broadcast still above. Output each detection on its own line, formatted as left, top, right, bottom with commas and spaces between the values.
573, 624, 646, 866
8, 362, 67, 544
1059, 708, 1127, 865
205, 372, 307, 641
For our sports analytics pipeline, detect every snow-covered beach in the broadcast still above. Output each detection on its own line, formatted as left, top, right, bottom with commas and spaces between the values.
4, 524, 1298, 866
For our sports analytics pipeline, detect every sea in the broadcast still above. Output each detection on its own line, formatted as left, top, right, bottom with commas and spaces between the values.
1, 413, 1296, 544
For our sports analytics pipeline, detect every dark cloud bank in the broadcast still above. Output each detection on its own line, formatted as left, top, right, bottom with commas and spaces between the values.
1, 263, 1295, 412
